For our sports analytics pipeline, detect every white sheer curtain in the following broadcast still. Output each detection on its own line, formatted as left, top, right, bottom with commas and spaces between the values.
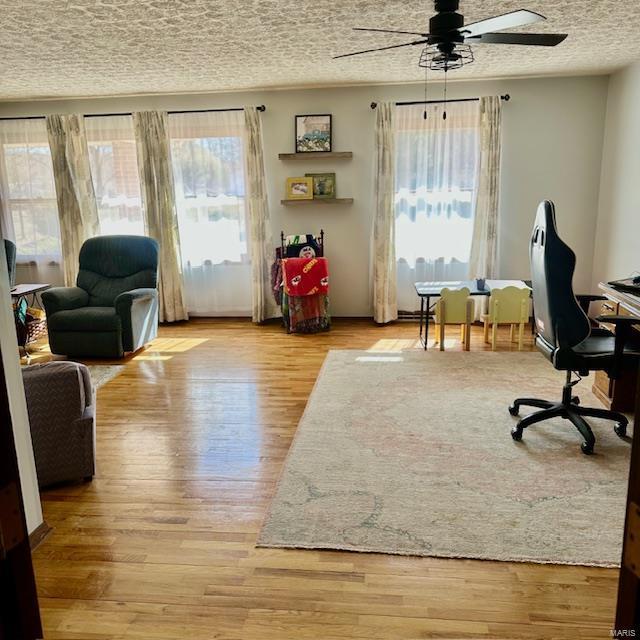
84, 115, 146, 236
0, 119, 64, 284
168, 110, 252, 316
395, 102, 480, 313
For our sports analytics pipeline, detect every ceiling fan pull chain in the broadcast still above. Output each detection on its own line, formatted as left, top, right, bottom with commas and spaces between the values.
443, 72, 448, 120
423, 63, 429, 120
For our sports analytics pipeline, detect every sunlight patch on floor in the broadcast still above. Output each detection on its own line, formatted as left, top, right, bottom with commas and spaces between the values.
366, 338, 420, 352
131, 337, 208, 362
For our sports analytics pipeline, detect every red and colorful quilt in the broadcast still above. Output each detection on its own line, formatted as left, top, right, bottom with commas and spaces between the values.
281, 257, 329, 297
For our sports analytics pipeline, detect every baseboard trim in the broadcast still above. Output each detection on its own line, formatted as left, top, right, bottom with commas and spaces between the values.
29, 520, 52, 551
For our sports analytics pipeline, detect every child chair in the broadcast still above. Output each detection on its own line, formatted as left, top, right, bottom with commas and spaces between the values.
434, 287, 474, 351
482, 286, 530, 351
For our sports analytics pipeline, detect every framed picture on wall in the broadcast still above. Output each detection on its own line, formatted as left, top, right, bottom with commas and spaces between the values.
305, 172, 336, 199
286, 176, 314, 200
295, 114, 332, 153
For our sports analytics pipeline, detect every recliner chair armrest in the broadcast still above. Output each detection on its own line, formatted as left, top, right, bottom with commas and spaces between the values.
41, 287, 89, 316
114, 288, 158, 353
114, 288, 157, 312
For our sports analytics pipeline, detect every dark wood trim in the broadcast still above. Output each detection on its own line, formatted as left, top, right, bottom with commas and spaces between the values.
615, 364, 640, 631
0, 344, 43, 638
29, 521, 52, 552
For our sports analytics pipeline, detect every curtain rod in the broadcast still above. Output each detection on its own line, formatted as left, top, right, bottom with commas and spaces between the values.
370, 94, 510, 109
0, 105, 266, 122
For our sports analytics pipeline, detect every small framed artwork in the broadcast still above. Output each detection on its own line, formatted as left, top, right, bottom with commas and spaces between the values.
295, 114, 332, 153
306, 172, 336, 199
286, 177, 314, 200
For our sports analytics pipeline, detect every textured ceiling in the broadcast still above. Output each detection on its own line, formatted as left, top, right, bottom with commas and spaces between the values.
1, 0, 640, 100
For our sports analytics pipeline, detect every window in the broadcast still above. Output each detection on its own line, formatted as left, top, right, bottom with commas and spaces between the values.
0, 119, 61, 261
169, 110, 251, 316
85, 116, 145, 236
394, 102, 480, 312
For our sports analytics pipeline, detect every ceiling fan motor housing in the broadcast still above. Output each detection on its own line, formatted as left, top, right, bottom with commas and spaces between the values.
431, 0, 464, 43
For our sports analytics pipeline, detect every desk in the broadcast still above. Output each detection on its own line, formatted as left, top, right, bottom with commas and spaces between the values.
10, 283, 50, 307
415, 279, 531, 350
592, 282, 640, 412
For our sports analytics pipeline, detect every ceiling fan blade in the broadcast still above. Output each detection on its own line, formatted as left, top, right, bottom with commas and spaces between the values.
460, 9, 545, 38
468, 32, 568, 46
353, 27, 429, 37
333, 39, 429, 59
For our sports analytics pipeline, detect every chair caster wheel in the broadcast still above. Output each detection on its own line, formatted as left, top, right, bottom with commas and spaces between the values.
614, 423, 627, 438
581, 442, 594, 455
511, 426, 523, 441
571, 396, 580, 405
508, 404, 519, 417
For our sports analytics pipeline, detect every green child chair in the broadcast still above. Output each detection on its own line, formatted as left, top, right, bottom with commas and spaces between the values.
482, 285, 530, 351
434, 287, 474, 351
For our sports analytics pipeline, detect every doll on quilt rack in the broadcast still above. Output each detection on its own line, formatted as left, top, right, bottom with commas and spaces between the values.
271, 230, 330, 333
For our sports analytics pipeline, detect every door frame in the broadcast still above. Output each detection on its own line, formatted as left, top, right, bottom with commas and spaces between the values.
616, 366, 640, 632
0, 345, 42, 639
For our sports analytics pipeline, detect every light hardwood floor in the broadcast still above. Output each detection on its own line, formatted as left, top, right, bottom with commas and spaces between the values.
33, 320, 618, 639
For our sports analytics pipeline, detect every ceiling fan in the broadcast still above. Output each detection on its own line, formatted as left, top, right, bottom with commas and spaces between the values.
333, 0, 568, 72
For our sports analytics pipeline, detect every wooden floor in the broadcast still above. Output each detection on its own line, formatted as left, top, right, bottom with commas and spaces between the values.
32, 320, 618, 639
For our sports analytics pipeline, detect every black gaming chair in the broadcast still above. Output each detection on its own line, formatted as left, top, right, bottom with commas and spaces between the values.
509, 201, 640, 454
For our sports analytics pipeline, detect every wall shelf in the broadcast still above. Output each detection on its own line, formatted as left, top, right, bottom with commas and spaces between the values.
278, 151, 353, 160
281, 198, 354, 206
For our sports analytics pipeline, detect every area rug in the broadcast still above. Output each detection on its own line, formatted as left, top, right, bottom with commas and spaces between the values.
87, 364, 125, 390
258, 350, 633, 567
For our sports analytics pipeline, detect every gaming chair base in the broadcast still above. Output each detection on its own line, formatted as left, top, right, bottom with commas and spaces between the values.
509, 373, 628, 455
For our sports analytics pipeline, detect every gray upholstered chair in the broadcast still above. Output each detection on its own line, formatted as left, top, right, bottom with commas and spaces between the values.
4, 238, 16, 286
42, 235, 159, 358
22, 361, 95, 488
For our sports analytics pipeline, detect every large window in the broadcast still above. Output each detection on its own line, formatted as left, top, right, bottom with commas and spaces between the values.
0, 111, 252, 315
0, 119, 61, 261
394, 102, 480, 312
169, 111, 251, 316
85, 115, 145, 236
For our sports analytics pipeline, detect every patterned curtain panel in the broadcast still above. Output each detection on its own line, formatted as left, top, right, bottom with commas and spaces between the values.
469, 96, 502, 282
132, 110, 188, 323
373, 102, 397, 324
46, 114, 100, 286
243, 106, 278, 323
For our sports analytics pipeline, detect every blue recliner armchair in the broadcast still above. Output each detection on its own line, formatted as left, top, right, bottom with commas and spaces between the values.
42, 235, 159, 358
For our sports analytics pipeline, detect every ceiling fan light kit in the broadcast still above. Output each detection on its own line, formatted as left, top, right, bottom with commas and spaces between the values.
419, 43, 474, 72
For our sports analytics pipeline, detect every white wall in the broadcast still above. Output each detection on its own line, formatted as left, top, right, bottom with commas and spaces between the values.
0, 241, 43, 534
593, 61, 640, 286
0, 75, 608, 314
